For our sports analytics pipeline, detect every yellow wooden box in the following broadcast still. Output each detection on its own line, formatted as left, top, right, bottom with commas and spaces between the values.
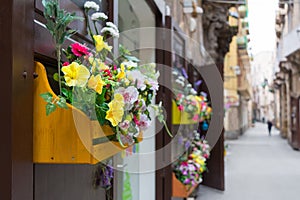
33, 62, 142, 164
172, 101, 198, 125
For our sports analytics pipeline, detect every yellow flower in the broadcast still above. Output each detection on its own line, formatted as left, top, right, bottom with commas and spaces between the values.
88, 75, 106, 94
207, 106, 212, 114
116, 63, 126, 79
88, 57, 109, 72
93, 35, 112, 52
61, 62, 90, 87
195, 158, 205, 165
106, 93, 125, 126
199, 167, 204, 173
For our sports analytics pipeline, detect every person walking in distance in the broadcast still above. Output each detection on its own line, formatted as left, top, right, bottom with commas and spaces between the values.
267, 119, 273, 136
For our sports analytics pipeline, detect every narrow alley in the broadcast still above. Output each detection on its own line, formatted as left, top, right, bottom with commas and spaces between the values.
198, 122, 300, 200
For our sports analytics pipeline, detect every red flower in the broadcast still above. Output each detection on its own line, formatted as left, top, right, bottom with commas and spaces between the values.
178, 105, 184, 111
62, 62, 70, 66
71, 43, 90, 57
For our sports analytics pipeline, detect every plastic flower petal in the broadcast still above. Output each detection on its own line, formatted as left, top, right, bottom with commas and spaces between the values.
88, 75, 106, 94
106, 94, 125, 126
61, 62, 90, 87
93, 35, 112, 52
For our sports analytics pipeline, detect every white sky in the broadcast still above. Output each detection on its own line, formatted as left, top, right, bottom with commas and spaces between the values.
248, 0, 278, 55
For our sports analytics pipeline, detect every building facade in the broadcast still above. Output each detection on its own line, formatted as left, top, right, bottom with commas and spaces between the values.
274, 1, 300, 149
224, 4, 252, 139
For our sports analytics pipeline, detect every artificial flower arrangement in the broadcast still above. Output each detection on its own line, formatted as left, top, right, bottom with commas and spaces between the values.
173, 131, 210, 188
172, 69, 212, 125
40, 0, 171, 147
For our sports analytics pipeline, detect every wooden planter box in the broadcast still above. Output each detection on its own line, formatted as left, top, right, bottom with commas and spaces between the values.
172, 101, 198, 125
33, 62, 142, 164
172, 173, 199, 198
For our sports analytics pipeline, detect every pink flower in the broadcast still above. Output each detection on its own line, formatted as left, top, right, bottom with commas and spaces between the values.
119, 120, 130, 130
133, 115, 140, 125
192, 114, 199, 121
177, 93, 183, 99
148, 80, 159, 91
71, 43, 90, 57
178, 105, 184, 111
137, 114, 151, 130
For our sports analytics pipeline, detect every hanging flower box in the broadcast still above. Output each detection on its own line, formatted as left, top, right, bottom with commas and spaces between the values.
172, 101, 199, 125
172, 173, 199, 198
33, 62, 142, 164
172, 136, 210, 198
33, 1, 172, 164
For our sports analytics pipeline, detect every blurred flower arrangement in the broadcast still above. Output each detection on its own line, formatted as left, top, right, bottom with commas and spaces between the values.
40, 0, 171, 147
173, 131, 210, 188
172, 70, 212, 124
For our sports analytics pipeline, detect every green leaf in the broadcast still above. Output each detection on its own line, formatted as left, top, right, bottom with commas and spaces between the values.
124, 55, 140, 62
40, 92, 53, 103
96, 88, 107, 104
46, 103, 57, 116
53, 73, 59, 81
56, 97, 68, 109
96, 103, 109, 125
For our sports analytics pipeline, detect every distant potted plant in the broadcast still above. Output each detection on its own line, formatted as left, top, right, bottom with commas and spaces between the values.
172, 131, 210, 198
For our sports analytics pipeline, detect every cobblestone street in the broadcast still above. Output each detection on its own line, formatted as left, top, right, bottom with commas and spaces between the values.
197, 122, 300, 200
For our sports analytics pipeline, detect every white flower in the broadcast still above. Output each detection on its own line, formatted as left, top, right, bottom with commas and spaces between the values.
91, 12, 108, 20
190, 88, 197, 95
178, 76, 185, 82
101, 27, 119, 38
175, 79, 184, 87
126, 70, 147, 91
115, 86, 139, 110
84, 1, 100, 11
187, 84, 192, 88
122, 60, 137, 68
146, 79, 159, 91
106, 22, 119, 32
172, 71, 178, 75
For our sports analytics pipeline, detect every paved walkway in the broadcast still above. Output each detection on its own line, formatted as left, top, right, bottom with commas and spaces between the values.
197, 122, 300, 200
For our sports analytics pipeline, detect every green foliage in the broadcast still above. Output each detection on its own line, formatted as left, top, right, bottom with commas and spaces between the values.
62, 88, 73, 103
40, 92, 53, 103
95, 103, 109, 125
46, 103, 57, 116
53, 73, 59, 81
42, 0, 83, 45
56, 96, 68, 109
40, 92, 68, 116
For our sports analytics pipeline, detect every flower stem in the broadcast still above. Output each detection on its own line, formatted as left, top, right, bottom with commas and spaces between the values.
56, 44, 62, 96
84, 10, 95, 42
93, 21, 99, 35
163, 120, 173, 138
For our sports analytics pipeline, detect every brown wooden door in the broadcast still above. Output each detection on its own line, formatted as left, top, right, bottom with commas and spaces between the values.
0, 0, 34, 199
